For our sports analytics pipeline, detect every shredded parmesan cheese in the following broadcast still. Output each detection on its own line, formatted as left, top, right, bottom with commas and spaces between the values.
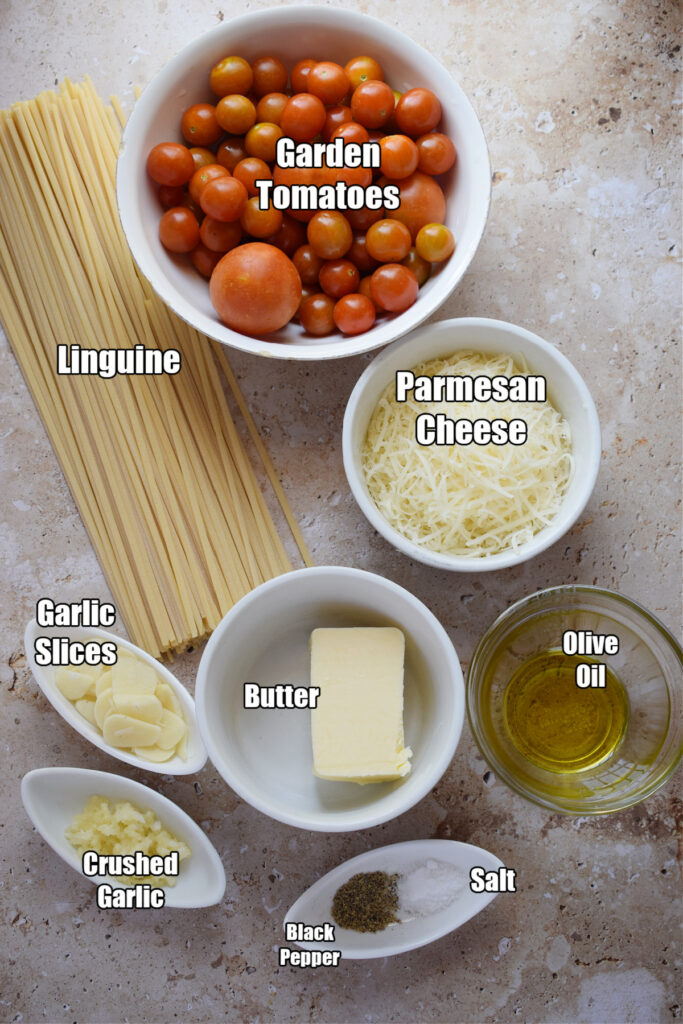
361, 351, 574, 558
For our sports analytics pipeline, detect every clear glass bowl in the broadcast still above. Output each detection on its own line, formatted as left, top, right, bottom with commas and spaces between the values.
467, 586, 682, 814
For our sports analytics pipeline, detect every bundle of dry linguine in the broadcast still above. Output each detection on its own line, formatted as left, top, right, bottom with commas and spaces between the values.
0, 78, 311, 658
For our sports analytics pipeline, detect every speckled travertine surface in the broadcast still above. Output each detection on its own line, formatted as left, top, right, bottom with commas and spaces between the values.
0, 1, 681, 1022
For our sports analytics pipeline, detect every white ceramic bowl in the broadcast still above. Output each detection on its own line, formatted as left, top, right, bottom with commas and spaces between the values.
195, 567, 464, 831
117, 6, 490, 360
22, 767, 225, 908
343, 317, 601, 571
24, 620, 207, 775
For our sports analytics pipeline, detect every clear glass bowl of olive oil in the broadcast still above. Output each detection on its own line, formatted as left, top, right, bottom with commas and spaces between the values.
467, 587, 682, 814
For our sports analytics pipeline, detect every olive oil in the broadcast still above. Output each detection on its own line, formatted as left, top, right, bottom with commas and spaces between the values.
503, 650, 629, 773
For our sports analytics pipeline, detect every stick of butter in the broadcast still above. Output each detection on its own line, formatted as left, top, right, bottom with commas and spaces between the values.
310, 627, 412, 784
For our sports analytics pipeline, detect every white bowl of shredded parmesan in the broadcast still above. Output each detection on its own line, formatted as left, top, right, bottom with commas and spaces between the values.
343, 318, 600, 570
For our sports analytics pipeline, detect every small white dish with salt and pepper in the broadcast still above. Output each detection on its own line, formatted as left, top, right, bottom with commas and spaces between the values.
284, 839, 503, 959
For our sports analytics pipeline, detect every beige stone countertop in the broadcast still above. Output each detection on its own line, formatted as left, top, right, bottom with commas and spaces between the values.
0, 1, 681, 1021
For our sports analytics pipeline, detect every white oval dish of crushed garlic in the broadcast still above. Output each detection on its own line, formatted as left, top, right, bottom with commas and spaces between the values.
24, 620, 207, 775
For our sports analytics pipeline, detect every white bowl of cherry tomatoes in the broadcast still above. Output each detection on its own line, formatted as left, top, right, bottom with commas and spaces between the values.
117, 6, 490, 359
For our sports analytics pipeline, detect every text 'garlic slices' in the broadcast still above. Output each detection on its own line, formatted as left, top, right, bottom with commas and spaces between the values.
361, 351, 574, 558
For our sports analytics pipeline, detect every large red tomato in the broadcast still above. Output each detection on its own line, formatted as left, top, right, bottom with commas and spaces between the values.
209, 242, 302, 334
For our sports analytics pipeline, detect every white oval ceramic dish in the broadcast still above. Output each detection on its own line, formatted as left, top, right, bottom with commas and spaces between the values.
21, 766, 225, 908
117, 6, 490, 360
24, 620, 207, 775
284, 839, 503, 959
343, 317, 601, 572
195, 567, 464, 832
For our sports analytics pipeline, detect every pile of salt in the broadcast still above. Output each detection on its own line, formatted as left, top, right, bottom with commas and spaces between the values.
397, 858, 466, 918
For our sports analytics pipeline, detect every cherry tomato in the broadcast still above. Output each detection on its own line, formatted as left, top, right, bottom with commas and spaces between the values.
233, 157, 272, 197
157, 184, 186, 209
190, 242, 223, 278
318, 259, 360, 298
387, 171, 446, 239
200, 216, 242, 253
272, 164, 317, 222
217, 136, 248, 172
299, 293, 335, 336
415, 222, 455, 262
307, 62, 350, 106
255, 92, 289, 125
159, 207, 200, 253
200, 176, 248, 222
251, 56, 288, 97
346, 204, 384, 232
347, 232, 378, 274
280, 93, 327, 142
187, 147, 215, 173
333, 293, 376, 335
210, 242, 301, 334
291, 59, 317, 93
210, 56, 253, 97
350, 81, 396, 129
240, 197, 283, 238
379, 134, 419, 180
216, 95, 256, 135
402, 246, 432, 286
146, 142, 194, 187
366, 218, 412, 262
323, 105, 353, 142
395, 88, 441, 136
307, 210, 353, 259
245, 122, 284, 163
292, 244, 323, 285
330, 121, 370, 145
181, 103, 222, 146
416, 132, 456, 175
188, 163, 229, 205
266, 215, 307, 256
344, 56, 384, 89
370, 264, 419, 312
358, 276, 376, 304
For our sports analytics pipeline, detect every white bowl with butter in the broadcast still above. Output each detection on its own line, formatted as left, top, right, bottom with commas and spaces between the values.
195, 567, 464, 832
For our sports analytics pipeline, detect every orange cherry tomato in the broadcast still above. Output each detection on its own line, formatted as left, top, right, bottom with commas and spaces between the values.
200, 216, 242, 253
344, 56, 384, 89
366, 218, 412, 262
181, 103, 222, 146
199, 176, 248, 222
307, 210, 353, 260
330, 121, 370, 146
255, 92, 290, 125
233, 157, 272, 197
251, 56, 288, 97
415, 222, 455, 262
240, 196, 283, 238
216, 94, 256, 134
379, 134, 419, 180
190, 242, 223, 278
245, 122, 284, 163
280, 93, 327, 142
402, 246, 432, 286
210, 56, 253, 97
188, 163, 229, 205
350, 81, 396, 129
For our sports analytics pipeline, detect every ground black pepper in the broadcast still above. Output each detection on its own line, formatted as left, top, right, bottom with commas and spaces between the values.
331, 871, 399, 932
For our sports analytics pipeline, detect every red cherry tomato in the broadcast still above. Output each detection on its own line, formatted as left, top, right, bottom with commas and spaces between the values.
366, 218, 412, 262
200, 216, 242, 253
251, 56, 288, 97
233, 157, 272, 197
266, 215, 307, 256
323, 105, 353, 142
199, 176, 248, 222
292, 244, 324, 285
307, 210, 353, 260
210, 243, 301, 334
240, 197, 283, 238
330, 121, 370, 146
307, 62, 350, 106
370, 264, 419, 312
318, 259, 360, 298
147, 142, 194, 187
333, 292, 376, 335
416, 132, 457, 175
280, 93, 327, 142
157, 184, 186, 209
350, 80, 396, 129
190, 242, 223, 278
291, 59, 317, 93
395, 88, 442, 136
159, 207, 200, 253
379, 134, 419, 180
217, 136, 248, 172
299, 293, 335, 336
188, 164, 229, 205
255, 92, 290, 125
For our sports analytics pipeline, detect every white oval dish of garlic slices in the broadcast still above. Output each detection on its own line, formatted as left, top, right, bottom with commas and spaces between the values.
24, 619, 206, 775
